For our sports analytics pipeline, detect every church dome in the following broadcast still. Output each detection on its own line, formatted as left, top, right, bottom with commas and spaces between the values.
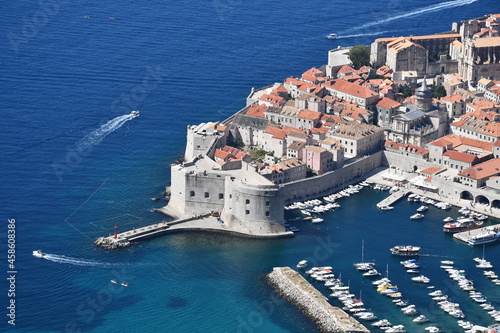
416, 79, 433, 99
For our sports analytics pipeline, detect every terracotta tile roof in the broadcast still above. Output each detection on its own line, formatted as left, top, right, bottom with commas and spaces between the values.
493, 140, 500, 147
441, 94, 464, 103
473, 36, 500, 48
260, 93, 285, 106
384, 140, 428, 155
458, 158, 500, 179
214, 149, 231, 160
481, 122, 500, 137
297, 110, 322, 120
304, 145, 327, 153
466, 100, 500, 112
310, 127, 330, 134
215, 124, 226, 132
324, 79, 379, 99
452, 39, 462, 51
337, 65, 359, 75
377, 97, 401, 109
246, 104, 267, 118
430, 134, 494, 151
387, 37, 426, 53
420, 166, 443, 174
302, 67, 326, 82
265, 125, 286, 140
443, 150, 478, 163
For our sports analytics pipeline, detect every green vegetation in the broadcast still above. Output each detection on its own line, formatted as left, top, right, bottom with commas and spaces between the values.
399, 86, 412, 98
429, 84, 447, 98
249, 149, 268, 161
429, 51, 450, 62
306, 167, 316, 178
348, 45, 371, 69
235, 140, 245, 149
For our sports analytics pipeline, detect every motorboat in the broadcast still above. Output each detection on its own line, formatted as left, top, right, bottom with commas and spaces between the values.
326, 33, 338, 39
390, 245, 420, 256
296, 260, 308, 269
443, 217, 454, 222
440, 260, 454, 265
372, 319, 392, 327
410, 213, 424, 220
130, 110, 140, 118
413, 314, 428, 323
110, 280, 119, 284
406, 269, 419, 274
32, 250, 44, 258
363, 269, 381, 277
378, 204, 394, 211
428, 290, 443, 297
417, 205, 428, 212
425, 326, 440, 332
411, 275, 430, 284
385, 325, 406, 332
358, 312, 377, 321
311, 217, 323, 223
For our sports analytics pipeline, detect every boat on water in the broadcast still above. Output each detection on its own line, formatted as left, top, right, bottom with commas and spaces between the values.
110, 280, 118, 284
326, 33, 338, 39
467, 229, 500, 246
378, 204, 394, 210
443, 217, 454, 222
413, 314, 428, 323
411, 275, 430, 283
417, 205, 428, 212
130, 110, 140, 118
311, 217, 323, 223
385, 324, 406, 332
32, 250, 44, 258
121, 283, 129, 287
410, 213, 424, 220
296, 260, 308, 269
390, 245, 420, 256
353, 240, 375, 271
443, 218, 483, 233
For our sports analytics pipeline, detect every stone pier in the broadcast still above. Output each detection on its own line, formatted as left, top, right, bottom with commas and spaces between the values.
266, 267, 369, 333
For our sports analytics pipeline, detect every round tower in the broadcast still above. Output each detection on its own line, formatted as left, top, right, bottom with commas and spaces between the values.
415, 78, 433, 112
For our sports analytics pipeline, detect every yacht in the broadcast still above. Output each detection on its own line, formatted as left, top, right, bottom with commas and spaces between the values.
411, 275, 430, 283
378, 204, 394, 211
443, 219, 483, 233
363, 269, 381, 277
32, 250, 44, 258
410, 213, 425, 220
385, 325, 406, 332
311, 217, 324, 223
443, 217, 454, 222
372, 319, 392, 327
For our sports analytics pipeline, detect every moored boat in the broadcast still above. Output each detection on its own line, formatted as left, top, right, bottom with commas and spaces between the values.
467, 229, 500, 246
410, 213, 424, 220
443, 219, 483, 233
296, 260, 308, 269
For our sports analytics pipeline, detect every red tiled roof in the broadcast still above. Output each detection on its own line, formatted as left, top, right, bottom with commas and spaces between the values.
458, 158, 500, 179
297, 110, 321, 120
323, 79, 379, 99
443, 150, 477, 163
384, 140, 428, 155
420, 166, 443, 174
214, 149, 231, 160
377, 97, 401, 109
246, 104, 267, 118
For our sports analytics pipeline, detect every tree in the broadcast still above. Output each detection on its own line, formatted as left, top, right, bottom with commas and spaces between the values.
349, 45, 371, 69
429, 84, 447, 98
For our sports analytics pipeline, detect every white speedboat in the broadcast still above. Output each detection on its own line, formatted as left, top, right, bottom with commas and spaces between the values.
311, 217, 323, 223
467, 230, 500, 246
296, 260, 308, 269
378, 204, 394, 210
326, 33, 338, 39
130, 110, 140, 118
413, 314, 428, 323
372, 319, 392, 327
363, 269, 381, 277
411, 275, 430, 284
32, 250, 44, 258
425, 326, 440, 332
386, 325, 406, 332
443, 217, 453, 222
417, 205, 428, 212
410, 213, 424, 220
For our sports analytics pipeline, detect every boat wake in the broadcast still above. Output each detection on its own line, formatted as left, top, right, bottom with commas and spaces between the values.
337, 30, 394, 39
75, 111, 139, 151
346, 0, 477, 33
41, 253, 125, 267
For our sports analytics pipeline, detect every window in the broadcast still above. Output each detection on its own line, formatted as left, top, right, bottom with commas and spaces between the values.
266, 201, 270, 206
245, 210, 250, 215
204, 192, 209, 198
246, 199, 250, 204
190, 191, 195, 197
219, 193, 224, 200
265, 211, 270, 217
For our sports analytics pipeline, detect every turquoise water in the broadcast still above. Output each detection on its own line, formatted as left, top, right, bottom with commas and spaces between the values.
2, 0, 500, 331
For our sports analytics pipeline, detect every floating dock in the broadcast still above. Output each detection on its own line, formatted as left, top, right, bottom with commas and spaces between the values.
453, 225, 500, 244
267, 267, 369, 333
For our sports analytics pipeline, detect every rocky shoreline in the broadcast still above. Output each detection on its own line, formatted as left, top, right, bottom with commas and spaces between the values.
266, 267, 369, 333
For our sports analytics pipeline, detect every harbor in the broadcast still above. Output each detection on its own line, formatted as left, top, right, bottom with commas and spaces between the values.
267, 267, 369, 333
453, 225, 500, 244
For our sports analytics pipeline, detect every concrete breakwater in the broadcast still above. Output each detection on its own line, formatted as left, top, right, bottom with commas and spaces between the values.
266, 267, 369, 333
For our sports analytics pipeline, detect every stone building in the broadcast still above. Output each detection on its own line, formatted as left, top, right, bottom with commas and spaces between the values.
328, 123, 384, 158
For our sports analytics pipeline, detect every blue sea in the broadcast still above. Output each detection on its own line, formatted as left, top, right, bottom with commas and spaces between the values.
1, 0, 500, 332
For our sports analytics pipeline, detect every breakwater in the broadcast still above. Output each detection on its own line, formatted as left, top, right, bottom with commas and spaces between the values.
266, 267, 369, 333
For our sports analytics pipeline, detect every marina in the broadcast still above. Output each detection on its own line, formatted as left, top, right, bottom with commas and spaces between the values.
453, 226, 500, 245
